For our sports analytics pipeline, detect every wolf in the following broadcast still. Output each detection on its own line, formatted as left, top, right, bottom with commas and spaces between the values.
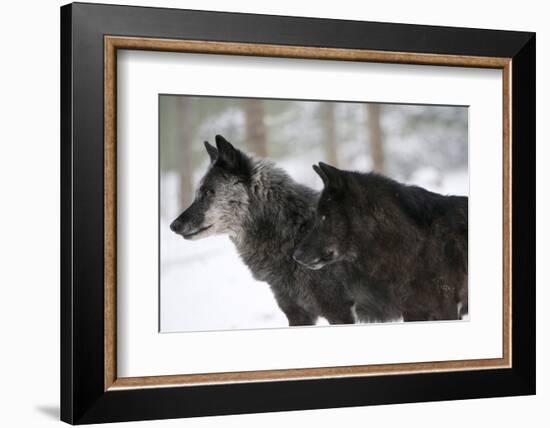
170, 135, 367, 326
293, 162, 468, 321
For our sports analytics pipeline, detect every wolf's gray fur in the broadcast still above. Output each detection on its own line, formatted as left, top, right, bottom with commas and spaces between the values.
170, 135, 396, 325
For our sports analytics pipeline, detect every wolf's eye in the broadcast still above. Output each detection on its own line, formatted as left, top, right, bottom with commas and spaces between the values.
202, 188, 214, 197
321, 215, 327, 222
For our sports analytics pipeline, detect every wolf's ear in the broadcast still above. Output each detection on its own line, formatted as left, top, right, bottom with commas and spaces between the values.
215, 134, 238, 169
317, 162, 344, 188
204, 141, 218, 163
312, 164, 329, 186
214, 134, 251, 176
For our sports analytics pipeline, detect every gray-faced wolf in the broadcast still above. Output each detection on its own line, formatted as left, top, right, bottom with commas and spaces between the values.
293, 162, 468, 322
170, 135, 365, 326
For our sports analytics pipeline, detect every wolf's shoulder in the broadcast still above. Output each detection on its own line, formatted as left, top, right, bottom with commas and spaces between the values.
351, 171, 467, 228
395, 182, 467, 228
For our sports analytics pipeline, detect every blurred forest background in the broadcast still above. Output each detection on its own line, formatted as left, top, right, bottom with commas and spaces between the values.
159, 95, 468, 333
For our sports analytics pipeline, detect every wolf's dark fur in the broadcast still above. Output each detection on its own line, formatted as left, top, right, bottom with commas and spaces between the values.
171, 136, 398, 326
293, 163, 468, 321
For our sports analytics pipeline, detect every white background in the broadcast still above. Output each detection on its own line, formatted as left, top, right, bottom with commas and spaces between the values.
0, 0, 546, 427
118, 51, 502, 377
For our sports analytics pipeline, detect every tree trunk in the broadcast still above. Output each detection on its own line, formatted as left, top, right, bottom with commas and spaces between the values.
322, 103, 338, 166
366, 104, 385, 174
243, 99, 268, 157
176, 97, 194, 211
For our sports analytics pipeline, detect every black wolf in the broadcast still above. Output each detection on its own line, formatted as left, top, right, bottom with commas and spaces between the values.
170, 135, 368, 326
293, 162, 468, 321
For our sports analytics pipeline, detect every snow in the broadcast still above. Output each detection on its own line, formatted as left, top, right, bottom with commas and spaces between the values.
161, 231, 289, 332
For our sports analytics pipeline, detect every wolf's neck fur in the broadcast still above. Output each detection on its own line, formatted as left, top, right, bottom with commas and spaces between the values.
248, 158, 316, 222
230, 159, 316, 281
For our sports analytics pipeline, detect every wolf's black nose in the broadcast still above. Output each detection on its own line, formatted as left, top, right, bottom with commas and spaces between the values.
323, 249, 335, 260
292, 248, 305, 264
170, 220, 181, 233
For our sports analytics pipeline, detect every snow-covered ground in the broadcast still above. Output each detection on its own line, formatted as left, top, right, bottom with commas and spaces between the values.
161, 232, 288, 332
160, 164, 468, 333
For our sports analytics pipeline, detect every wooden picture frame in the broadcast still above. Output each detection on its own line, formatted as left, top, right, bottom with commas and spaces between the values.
61, 2, 535, 424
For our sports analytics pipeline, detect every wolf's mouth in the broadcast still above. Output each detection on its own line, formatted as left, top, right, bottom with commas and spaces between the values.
294, 256, 331, 270
182, 225, 213, 239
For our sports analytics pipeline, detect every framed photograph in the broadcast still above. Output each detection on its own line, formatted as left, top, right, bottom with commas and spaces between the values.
60, 2, 535, 424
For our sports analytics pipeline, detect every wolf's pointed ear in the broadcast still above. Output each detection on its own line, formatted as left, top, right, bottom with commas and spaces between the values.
204, 141, 218, 163
214, 134, 251, 176
312, 164, 329, 187
215, 134, 233, 151
215, 134, 238, 169
318, 162, 344, 188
